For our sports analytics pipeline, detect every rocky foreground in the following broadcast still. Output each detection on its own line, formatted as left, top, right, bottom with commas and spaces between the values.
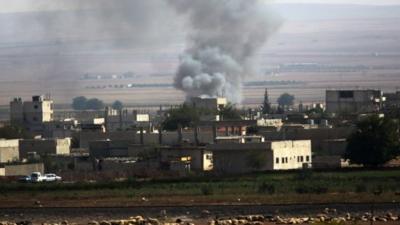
1, 209, 400, 225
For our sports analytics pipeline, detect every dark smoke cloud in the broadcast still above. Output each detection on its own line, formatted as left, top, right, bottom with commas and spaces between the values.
169, 0, 280, 103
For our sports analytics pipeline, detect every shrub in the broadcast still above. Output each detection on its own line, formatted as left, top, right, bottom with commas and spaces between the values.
200, 185, 214, 195
355, 184, 367, 193
294, 169, 313, 180
258, 182, 275, 195
295, 184, 328, 194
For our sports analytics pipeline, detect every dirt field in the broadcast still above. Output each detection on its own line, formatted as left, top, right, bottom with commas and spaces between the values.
0, 203, 399, 224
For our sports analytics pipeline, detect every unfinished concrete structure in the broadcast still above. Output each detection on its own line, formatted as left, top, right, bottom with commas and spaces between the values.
10, 95, 53, 131
19, 138, 71, 159
326, 90, 385, 114
104, 107, 150, 132
190, 97, 227, 111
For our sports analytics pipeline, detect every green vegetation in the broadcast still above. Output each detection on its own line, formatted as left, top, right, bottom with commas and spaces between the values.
111, 100, 124, 110
1, 170, 399, 203
0, 125, 31, 139
72, 96, 105, 110
345, 116, 400, 167
219, 103, 242, 120
161, 104, 202, 131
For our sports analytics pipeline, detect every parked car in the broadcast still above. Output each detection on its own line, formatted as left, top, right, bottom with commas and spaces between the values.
43, 173, 62, 182
18, 175, 31, 183
30, 172, 45, 183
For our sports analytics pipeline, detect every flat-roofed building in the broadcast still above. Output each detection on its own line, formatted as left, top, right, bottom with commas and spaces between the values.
190, 97, 227, 111
326, 90, 385, 114
19, 138, 71, 159
10, 95, 53, 130
159, 146, 213, 172
208, 140, 312, 174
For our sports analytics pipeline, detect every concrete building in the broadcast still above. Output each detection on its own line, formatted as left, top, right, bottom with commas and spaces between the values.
19, 138, 71, 159
0, 139, 19, 163
0, 163, 44, 176
209, 140, 312, 174
384, 91, 400, 108
10, 95, 53, 130
43, 119, 78, 138
257, 119, 283, 128
190, 97, 227, 111
104, 108, 150, 131
215, 136, 265, 144
89, 140, 133, 158
159, 146, 213, 172
326, 90, 385, 114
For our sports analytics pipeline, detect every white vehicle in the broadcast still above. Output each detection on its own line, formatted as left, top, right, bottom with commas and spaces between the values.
44, 173, 62, 182
30, 172, 45, 183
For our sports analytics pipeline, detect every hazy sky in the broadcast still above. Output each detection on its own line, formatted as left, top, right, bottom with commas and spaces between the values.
0, 0, 399, 13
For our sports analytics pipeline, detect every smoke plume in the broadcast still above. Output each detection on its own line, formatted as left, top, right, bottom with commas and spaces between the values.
169, 0, 280, 103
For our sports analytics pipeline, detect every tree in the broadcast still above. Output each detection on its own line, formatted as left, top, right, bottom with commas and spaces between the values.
0, 125, 31, 139
72, 96, 88, 110
112, 100, 124, 110
345, 116, 400, 167
261, 89, 271, 114
219, 103, 242, 121
86, 98, 105, 110
72, 96, 105, 110
162, 104, 200, 131
277, 93, 295, 109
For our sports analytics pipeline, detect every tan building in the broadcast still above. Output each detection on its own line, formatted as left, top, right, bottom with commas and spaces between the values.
19, 138, 71, 159
208, 140, 312, 174
0, 139, 19, 163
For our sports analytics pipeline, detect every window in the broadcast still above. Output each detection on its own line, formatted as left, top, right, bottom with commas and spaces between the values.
306, 156, 310, 162
276, 158, 279, 164
339, 91, 354, 98
281, 157, 285, 164
300, 156, 304, 162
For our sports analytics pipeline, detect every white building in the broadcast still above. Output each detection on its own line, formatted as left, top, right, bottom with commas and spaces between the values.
209, 140, 312, 174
